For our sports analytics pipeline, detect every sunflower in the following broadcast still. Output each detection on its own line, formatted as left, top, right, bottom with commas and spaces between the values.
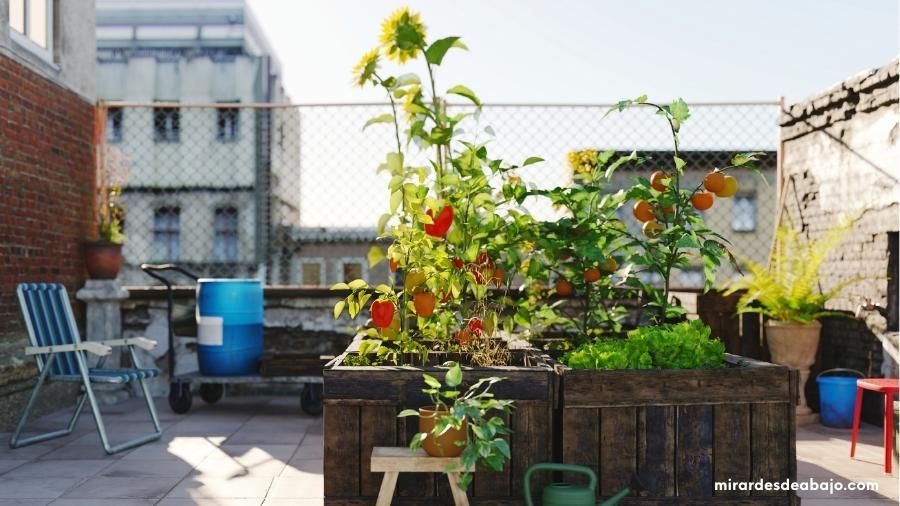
379, 7, 427, 63
567, 149, 599, 174
352, 48, 381, 87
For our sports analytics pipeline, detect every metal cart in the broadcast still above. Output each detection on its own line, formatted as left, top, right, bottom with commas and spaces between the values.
141, 264, 325, 416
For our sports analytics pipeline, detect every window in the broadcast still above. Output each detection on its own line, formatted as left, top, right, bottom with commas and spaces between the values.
152, 207, 180, 261
301, 261, 324, 286
216, 107, 239, 142
213, 207, 239, 262
153, 107, 180, 143
339, 259, 365, 283
106, 107, 123, 143
732, 194, 757, 232
9, 0, 52, 51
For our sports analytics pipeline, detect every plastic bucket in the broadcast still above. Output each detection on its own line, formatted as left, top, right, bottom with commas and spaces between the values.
196, 279, 264, 376
816, 368, 863, 428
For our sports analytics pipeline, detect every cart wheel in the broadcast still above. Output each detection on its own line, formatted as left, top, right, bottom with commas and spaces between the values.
168, 382, 192, 414
300, 383, 323, 416
199, 383, 224, 404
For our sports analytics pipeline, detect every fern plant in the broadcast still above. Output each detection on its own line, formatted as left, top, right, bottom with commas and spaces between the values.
723, 224, 857, 323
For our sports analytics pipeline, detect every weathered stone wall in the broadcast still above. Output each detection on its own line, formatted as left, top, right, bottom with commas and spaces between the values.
779, 59, 899, 413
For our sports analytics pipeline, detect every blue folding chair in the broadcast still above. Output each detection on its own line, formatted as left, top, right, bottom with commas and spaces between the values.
12, 283, 163, 454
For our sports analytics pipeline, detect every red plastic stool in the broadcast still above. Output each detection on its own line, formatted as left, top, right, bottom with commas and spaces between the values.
850, 378, 899, 474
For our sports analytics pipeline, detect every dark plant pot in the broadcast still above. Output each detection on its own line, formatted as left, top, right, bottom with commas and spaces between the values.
84, 241, 123, 279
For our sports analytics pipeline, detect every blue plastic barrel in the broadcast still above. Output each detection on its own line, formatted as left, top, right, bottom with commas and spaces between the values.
817, 368, 863, 428
196, 279, 264, 376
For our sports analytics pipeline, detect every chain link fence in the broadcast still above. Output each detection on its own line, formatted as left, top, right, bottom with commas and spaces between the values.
99, 101, 780, 288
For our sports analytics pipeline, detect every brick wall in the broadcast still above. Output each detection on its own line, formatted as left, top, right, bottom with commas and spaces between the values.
779, 59, 899, 417
0, 53, 95, 428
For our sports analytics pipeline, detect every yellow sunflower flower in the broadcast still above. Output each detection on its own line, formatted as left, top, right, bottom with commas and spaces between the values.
567, 149, 599, 174
379, 7, 427, 63
352, 48, 381, 87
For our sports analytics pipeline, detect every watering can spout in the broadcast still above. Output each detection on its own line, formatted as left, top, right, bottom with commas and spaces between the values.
599, 486, 631, 506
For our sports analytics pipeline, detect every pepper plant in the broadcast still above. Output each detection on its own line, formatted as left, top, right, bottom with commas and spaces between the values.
333, 7, 541, 364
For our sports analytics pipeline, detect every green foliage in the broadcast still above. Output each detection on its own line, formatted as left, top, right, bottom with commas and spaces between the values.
335, 8, 542, 359
605, 99, 767, 322
511, 149, 634, 337
398, 362, 514, 490
561, 320, 725, 370
723, 224, 858, 323
94, 148, 127, 244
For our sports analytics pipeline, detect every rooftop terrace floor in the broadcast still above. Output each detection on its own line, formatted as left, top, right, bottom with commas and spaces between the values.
0, 396, 895, 505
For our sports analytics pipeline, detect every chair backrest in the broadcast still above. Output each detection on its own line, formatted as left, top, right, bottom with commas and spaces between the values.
16, 283, 83, 376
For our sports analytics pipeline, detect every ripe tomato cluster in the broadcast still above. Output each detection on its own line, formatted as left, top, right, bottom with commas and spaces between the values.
632, 169, 740, 238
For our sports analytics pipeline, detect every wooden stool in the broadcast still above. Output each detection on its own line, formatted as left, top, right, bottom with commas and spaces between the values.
370, 446, 473, 506
850, 378, 900, 474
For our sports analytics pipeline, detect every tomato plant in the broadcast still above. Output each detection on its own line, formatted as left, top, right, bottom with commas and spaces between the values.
607, 96, 767, 322
507, 149, 640, 340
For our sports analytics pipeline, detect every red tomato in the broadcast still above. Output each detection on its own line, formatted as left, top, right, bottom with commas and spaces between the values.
691, 192, 714, 211
650, 171, 669, 192
555, 279, 574, 296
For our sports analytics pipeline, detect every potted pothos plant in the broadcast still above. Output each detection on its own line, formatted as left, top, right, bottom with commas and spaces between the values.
724, 223, 856, 421
85, 142, 127, 279
398, 362, 514, 491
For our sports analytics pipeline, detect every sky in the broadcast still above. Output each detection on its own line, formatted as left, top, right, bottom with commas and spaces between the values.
247, 0, 899, 105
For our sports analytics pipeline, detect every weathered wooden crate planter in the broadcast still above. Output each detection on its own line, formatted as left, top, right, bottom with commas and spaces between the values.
323, 345, 557, 505
557, 354, 799, 505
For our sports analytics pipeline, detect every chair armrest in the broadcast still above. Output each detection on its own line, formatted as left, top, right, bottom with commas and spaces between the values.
100, 337, 158, 351
25, 342, 112, 357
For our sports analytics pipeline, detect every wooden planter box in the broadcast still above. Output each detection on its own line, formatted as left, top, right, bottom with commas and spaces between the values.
557, 354, 799, 505
323, 346, 556, 505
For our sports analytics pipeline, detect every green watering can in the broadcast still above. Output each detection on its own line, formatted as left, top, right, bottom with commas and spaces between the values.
524, 463, 632, 506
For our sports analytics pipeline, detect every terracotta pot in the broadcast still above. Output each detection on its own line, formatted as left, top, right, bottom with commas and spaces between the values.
765, 320, 821, 369
418, 407, 467, 457
84, 241, 123, 279
765, 320, 822, 423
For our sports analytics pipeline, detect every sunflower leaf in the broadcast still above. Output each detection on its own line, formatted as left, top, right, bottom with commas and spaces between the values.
447, 85, 481, 106
426, 36, 465, 65
363, 113, 394, 130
